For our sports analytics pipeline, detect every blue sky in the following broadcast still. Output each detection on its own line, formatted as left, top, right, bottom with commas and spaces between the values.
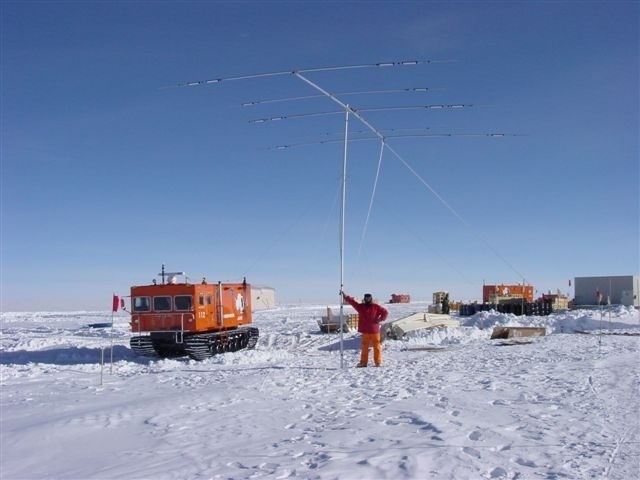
2, 1, 638, 311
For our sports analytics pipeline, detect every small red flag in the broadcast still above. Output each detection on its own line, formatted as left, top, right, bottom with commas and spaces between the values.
112, 294, 119, 312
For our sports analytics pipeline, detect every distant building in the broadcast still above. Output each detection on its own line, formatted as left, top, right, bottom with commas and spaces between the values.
541, 292, 570, 310
483, 284, 534, 303
389, 293, 410, 304
573, 275, 639, 307
251, 286, 276, 310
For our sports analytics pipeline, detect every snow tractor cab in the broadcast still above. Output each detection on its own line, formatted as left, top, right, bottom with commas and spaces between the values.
129, 266, 259, 360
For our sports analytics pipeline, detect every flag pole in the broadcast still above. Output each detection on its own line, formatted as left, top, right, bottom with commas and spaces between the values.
110, 295, 114, 374
110, 294, 118, 375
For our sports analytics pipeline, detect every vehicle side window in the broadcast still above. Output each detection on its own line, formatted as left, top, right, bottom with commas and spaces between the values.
175, 295, 192, 311
133, 297, 150, 312
154, 296, 172, 311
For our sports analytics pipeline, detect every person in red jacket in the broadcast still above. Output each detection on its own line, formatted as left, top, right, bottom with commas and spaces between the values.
342, 292, 388, 367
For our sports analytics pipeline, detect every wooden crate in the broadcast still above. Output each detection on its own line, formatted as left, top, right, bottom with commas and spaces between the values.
491, 326, 546, 339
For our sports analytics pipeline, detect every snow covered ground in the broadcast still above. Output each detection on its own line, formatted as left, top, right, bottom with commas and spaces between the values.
1, 303, 639, 480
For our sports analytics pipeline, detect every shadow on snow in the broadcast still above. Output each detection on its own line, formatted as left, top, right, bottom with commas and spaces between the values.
317, 335, 361, 351
0, 345, 148, 366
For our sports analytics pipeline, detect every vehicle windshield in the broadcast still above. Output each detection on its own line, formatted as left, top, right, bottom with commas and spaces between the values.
132, 297, 150, 312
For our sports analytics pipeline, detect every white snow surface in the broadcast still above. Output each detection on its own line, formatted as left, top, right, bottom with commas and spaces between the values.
1, 303, 639, 480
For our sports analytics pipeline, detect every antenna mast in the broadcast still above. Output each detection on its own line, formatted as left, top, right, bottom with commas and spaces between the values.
339, 107, 349, 369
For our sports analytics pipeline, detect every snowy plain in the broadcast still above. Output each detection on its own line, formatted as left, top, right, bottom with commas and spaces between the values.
1, 303, 639, 480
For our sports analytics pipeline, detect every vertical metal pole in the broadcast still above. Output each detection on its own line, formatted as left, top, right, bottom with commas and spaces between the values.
339, 107, 349, 369
217, 281, 224, 327
598, 290, 603, 351
608, 279, 612, 331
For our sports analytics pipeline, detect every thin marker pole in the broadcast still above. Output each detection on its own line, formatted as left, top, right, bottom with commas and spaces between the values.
110, 302, 115, 374
608, 279, 612, 331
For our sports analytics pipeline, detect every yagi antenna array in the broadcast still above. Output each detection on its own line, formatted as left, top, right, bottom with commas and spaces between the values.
177, 59, 526, 369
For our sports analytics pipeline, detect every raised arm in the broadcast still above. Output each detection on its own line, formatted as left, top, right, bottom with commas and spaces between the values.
342, 293, 359, 309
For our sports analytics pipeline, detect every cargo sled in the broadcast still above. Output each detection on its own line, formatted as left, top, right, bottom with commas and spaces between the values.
317, 307, 358, 333
382, 311, 460, 340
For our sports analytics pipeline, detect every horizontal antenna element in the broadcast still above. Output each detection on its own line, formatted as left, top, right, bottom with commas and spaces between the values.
270, 133, 518, 149
241, 87, 441, 107
175, 59, 450, 89
249, 104, 474, 124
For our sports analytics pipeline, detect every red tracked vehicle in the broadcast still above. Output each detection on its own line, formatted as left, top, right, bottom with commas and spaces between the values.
129, 266, 258, 360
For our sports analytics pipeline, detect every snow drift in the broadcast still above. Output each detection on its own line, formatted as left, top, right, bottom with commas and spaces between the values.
1, 304, 639, 479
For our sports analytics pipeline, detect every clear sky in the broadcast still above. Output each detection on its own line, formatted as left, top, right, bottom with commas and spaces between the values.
2, 1, 638, 311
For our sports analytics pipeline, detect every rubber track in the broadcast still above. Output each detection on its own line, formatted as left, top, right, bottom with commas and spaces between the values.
184, 327, 259, 360
130, 336, 157, 357
246, 327, 259, 349
130, 327, 259, 360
